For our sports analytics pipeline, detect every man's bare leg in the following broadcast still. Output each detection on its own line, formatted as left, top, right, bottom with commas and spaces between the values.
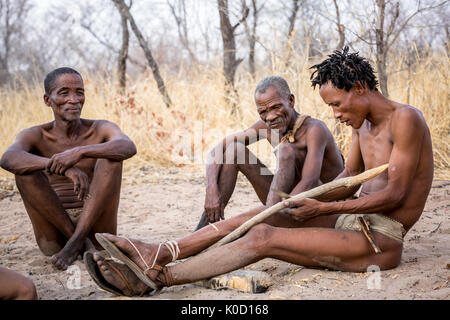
0, 267, 38, 300
196, 142, 301, 230
196, 142, 273, 230
51, 159, 122, 269
97, 201, 341, 284
265, 142, 303, 204
166, 224, 403, 286
15, 159, 122, 269
96, 218, 402, 293
15, 171, 76, 256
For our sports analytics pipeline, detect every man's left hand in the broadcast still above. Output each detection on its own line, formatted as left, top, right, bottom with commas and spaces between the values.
283, 198, 322, 222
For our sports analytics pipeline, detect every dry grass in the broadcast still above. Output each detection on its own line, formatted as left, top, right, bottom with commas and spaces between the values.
0, 50, 448, 179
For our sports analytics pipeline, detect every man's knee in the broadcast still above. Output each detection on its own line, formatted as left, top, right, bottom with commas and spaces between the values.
15, 171, 46, 191
37, 237, 63, 256
224, 141, 245, 164
224, 141, 258, 166
276, 143, 297, 163
95, 159, 123, 172
245, 223, 274, 252
13, 277, 38, 300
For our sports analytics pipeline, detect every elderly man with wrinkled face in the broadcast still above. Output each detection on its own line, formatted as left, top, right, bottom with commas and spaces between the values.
0, 67, 136, 272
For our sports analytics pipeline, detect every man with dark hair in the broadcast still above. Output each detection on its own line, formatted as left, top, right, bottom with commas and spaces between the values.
44, 67, 82, 95
0, 67, 137, 270
195, 75, 344, 230
84, 47, 434, 296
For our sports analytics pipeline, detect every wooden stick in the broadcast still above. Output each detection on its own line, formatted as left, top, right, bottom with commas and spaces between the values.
357, 216, 382, 254
205, 163, 389, 251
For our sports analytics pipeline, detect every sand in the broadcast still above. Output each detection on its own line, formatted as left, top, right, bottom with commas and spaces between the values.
0, 166, 448, 300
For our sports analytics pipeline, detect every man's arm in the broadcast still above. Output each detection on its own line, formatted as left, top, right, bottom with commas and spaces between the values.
0, 128, 48, 175
46, 121, 136, 175
314, 128, 365, 202
288, 122, 329, 195
285, 109, 425, 221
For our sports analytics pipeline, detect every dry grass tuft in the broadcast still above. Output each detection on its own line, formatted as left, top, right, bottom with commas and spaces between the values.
0, 50, 448, 179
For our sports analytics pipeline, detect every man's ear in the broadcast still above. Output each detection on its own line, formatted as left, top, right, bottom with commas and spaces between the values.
289, 94, 295, 108
43, 94, 50, 107
353, 81, 367, 96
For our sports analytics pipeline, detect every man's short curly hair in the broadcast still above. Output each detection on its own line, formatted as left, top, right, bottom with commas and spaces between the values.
44, 67, 82, 94
310, 46, 378, 91
254, 76, 291, 100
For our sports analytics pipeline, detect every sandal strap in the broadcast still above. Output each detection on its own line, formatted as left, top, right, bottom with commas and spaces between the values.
164, 240, 180, 262
163, 266, 174, 287
124, 237, 151, 271
124, 238, 179, 268
104, 260, 133, 293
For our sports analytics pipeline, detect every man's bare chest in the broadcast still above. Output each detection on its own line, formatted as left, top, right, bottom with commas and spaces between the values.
35, 134, 102, 158
359, 127, 392, 166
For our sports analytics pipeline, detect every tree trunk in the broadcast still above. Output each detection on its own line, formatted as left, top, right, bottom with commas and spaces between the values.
217, 0, 247, 116
375, 0, 389, 97
112, 0, 172, 108
243, 0, 258, 79
333, 0, 345, 50
284, 0, 301, 67
118, 12, 129, 94
167, 0, 198, 65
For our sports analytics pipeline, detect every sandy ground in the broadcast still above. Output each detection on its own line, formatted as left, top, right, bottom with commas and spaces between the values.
0, 166, 448, 300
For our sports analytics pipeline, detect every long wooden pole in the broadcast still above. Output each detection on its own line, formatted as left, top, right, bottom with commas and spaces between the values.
206, 163, 389, 251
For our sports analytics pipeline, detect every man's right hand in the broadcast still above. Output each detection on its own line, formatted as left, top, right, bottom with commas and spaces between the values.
204, 189, 224, 223
46, 147, 83, 176
64, 166, 89, 201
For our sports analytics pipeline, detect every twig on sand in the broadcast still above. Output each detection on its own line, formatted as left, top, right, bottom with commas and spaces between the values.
206, 164, 389, 251
429, 221, 442, 235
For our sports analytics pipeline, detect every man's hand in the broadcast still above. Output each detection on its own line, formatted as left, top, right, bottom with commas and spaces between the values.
204, 188, 224, 223
283, 198, 322, 222
46, 148, 83, 175
64, 166, 89, 201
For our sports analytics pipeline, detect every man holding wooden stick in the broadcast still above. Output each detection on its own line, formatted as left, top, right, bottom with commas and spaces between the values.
86, 48, 434, 296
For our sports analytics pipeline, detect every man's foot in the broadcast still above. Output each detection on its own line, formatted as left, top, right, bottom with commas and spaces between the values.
93, 252, 151, 296
50, 244, 81, 270
84, 238, 97, 253
99, 234, 173, 282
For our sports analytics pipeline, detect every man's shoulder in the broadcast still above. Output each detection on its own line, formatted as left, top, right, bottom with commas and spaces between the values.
18, 122, 51, 137
303, 117, 330, 135
84, 119, 121, 130
391, 104, 426, 130
295, 117, 331, 146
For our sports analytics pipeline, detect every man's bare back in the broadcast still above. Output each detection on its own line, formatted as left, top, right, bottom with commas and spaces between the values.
0, 68, 136, 270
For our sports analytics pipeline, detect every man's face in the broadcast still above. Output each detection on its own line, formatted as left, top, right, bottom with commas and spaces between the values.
319, 81, 367, 129
255, 86, 295, 135
44, 73, 85, 122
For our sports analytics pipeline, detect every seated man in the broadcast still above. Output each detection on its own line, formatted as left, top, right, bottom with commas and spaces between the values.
86, 47, 433, 296
0, 67, 136, 270
195, 75, 344, 230
0, 267, 38, 300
